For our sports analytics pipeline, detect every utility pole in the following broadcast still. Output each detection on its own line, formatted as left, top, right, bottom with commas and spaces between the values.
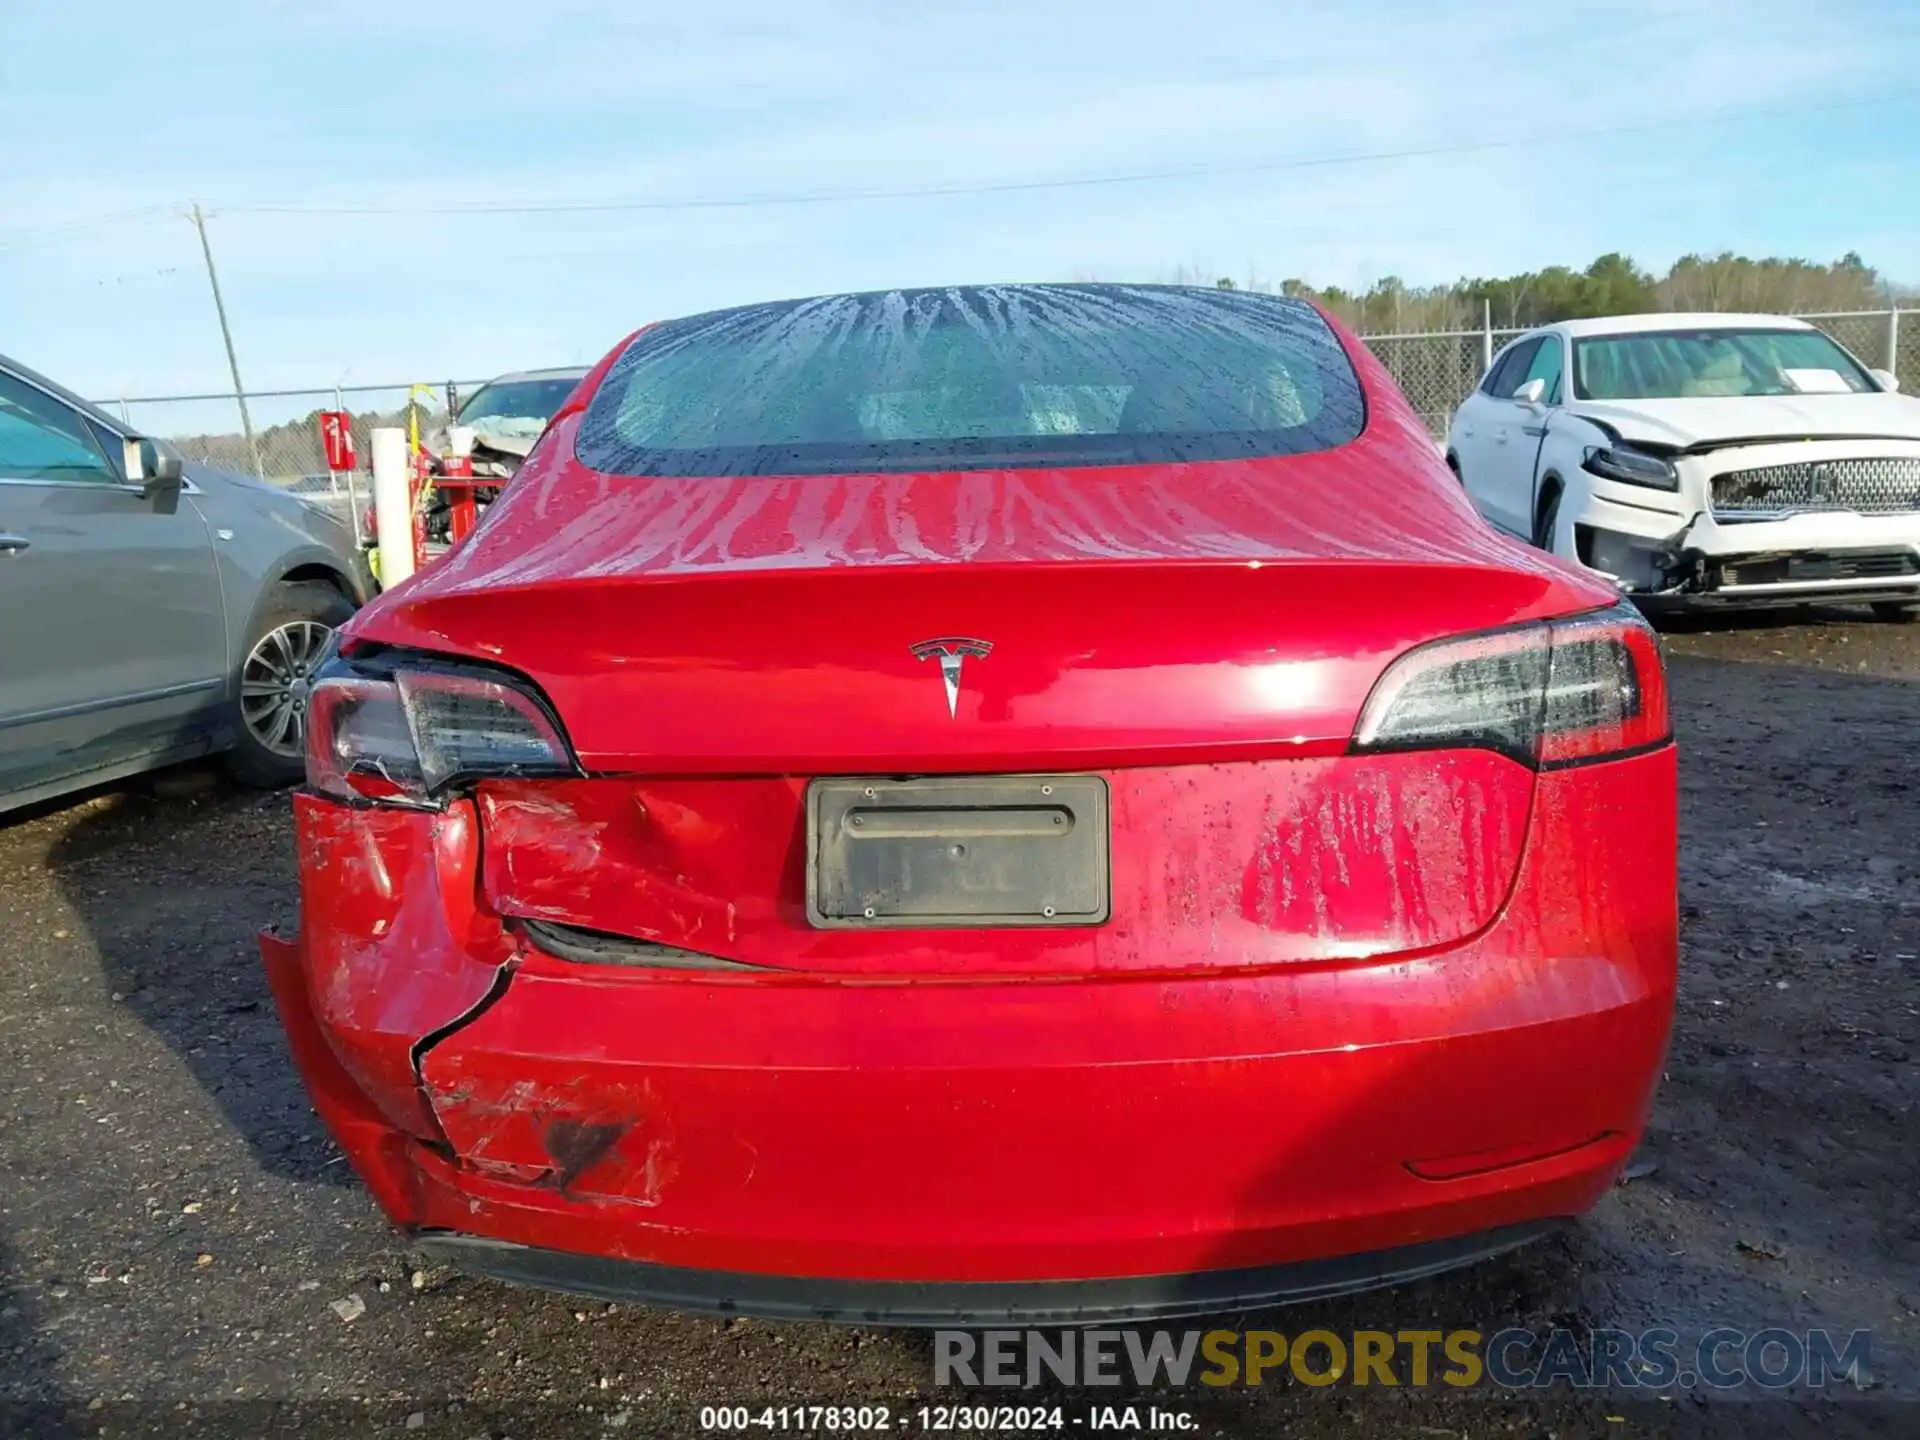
190, 203, 265, 480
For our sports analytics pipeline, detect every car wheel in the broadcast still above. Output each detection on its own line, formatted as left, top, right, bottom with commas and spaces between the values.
1533, 484, 1562, 553
227, 581, 355, 788
1870, 601, 1920, 623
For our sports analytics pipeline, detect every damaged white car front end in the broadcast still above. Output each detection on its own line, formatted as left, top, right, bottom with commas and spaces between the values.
1570, 435, 1920, 610
1450, 316, 1920, 616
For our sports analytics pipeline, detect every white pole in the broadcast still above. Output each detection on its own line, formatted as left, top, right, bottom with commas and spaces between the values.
335, 385, 364, 549
371, 427, 415, 588
342, 459, 365, 550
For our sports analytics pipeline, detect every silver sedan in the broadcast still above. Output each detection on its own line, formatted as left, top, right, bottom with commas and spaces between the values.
0, 353, 374, 813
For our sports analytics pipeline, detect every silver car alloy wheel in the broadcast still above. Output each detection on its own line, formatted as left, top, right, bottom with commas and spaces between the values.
240, 620, 334, 758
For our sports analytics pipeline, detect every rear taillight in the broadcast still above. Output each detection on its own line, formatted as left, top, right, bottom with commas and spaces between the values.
1352, 601, 1669, 769
306, 654, 576, 806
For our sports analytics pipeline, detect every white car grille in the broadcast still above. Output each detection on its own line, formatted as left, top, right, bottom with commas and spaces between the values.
1711, 457, 1920, 517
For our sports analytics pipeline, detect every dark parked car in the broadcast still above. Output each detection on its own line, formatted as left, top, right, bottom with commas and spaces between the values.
0, 353, 373, 812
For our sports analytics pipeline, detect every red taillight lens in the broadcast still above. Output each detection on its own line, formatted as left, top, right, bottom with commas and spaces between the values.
1353, 602, 1669, 769
307, 676, 424, 804
1535, 607, 1670, 765
306, 660, 575, 806
395, 668, 572, 790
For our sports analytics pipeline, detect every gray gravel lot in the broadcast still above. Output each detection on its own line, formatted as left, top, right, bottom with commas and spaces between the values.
2, 609, 1917, 1439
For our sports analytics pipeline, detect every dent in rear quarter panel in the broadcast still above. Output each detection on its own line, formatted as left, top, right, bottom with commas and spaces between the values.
427, 1053, 685, 1206
481, 788, 612, 900
294, 793, 517, 1139
476, 779, 797, 945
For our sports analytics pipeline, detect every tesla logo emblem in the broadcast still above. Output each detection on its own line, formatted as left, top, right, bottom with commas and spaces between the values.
910, 637, 993, 718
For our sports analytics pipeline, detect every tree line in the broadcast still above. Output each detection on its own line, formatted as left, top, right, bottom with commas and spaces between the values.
1209, 251, 1910, 333
176, 400, 442, 480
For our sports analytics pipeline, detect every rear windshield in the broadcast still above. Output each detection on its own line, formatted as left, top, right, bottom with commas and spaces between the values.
575, 285, 1366, 477
1572, 329, 1876, 401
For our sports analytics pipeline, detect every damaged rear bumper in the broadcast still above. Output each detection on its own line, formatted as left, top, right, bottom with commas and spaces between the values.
265, 753, 1677, 1320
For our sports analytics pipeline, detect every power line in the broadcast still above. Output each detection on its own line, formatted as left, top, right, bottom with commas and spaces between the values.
212, 89, 1913, 219
0, 204, 175, 255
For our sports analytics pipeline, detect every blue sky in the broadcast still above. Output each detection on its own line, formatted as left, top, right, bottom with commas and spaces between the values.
2, 0, 1916, 420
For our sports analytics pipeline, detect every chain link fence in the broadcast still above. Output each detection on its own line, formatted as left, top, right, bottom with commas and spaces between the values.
1363, 327, 1526, 436
111, 383, 483, 502
101, 311, 1915, 472
1800, 311, 1900, 374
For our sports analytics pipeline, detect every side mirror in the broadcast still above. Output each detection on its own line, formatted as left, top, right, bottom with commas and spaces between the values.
1871, 368, 1901, 393
124, 437, 185, 497
1511, 377, 1547, 408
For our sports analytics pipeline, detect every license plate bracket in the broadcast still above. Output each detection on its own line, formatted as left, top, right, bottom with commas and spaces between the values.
806, 775, 1110, 929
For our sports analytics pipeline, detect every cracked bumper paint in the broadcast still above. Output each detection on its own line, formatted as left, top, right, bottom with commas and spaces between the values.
265, 750, 1676, 1302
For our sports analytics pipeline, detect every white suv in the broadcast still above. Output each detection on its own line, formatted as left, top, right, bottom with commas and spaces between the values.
1445, 313, 1920, 616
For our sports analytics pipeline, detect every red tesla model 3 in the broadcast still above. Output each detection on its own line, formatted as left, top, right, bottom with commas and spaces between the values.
262, 284, 1676, 1325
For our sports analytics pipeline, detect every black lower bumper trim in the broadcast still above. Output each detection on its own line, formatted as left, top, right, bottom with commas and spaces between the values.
414, 1220, 1562, 1327
1634, 586, 1920, 613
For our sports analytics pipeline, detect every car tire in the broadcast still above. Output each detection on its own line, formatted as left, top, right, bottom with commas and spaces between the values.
1870, 601, 1920, 623
1533, 484, 1562, 553
226, 581, 356, 788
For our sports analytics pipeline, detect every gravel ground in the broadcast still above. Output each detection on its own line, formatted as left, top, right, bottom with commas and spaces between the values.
2, 608, 1917, 1439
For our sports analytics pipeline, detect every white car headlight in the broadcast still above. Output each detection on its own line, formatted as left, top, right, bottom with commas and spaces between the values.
1581, 444, 1679, 491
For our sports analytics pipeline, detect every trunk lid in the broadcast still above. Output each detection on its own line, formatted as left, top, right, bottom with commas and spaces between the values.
374, 556, 1571, 772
